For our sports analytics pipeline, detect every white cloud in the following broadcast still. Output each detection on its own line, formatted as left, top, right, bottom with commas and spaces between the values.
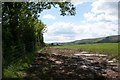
44, 22, 76, 43
44, 21, 118, 43
58, 0, 86, 5
71, 0, 86, 6
92, 0, 119, 2
92, 2, 118, 16
82, 1, 118, 39
84, 1, 118, 23
42, 14, 56, 20
71, 0, 119, 6
43, 0, 119, 43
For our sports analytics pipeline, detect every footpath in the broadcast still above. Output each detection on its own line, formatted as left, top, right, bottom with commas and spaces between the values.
23, 48, 119, 80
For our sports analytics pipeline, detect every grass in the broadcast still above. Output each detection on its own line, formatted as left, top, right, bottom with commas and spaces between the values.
3, 46, 46, 79
52, 43, 119, 56
3, 52, 37, 79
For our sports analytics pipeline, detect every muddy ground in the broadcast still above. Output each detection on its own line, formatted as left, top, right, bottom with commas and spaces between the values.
23, 48, 120, 80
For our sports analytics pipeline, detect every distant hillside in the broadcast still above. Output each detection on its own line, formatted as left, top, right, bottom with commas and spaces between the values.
98, 35, 119, 43
54, 35, 120, 45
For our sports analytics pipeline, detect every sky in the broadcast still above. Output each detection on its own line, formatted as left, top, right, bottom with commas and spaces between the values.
38, 0, 119, 43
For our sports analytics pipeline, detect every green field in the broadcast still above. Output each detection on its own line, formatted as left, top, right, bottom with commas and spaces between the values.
52, 43, 119, 56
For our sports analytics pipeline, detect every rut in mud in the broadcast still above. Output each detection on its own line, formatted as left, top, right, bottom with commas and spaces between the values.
23, 48, 119, 80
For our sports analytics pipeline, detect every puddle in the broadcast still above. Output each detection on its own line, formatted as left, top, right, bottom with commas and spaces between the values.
80, 51, 89, 54
74, 53, 107, 57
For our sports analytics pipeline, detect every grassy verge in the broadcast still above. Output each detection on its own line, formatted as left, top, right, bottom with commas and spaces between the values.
52, 43, 119, 56
3, 52, 37, 79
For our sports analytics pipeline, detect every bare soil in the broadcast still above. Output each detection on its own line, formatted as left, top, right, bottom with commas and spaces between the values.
23, 48, 120, 80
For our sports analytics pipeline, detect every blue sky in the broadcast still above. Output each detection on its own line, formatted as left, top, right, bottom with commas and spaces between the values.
38, 1, 118, 43
39, 2, 92, 26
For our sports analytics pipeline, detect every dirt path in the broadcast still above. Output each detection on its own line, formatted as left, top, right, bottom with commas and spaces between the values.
23, 48, 119, 80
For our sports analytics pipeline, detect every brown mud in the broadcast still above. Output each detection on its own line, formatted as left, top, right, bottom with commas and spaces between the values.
23, 48, 119, 80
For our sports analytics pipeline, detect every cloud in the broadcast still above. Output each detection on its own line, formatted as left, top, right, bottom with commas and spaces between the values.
44, 22, 76, 43
71, 0, 86, 6
44, 21, 118, 43
43, 0, 119, 43
84, 1, 118, 23
42, 14, 56, 20
92, 0, 119, 2
81, 0, 118, 40
71, 0, 119, 6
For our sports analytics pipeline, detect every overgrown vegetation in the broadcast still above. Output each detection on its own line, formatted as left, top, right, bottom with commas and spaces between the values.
2, 2, 76, 79
3, 52, 36, 79
52, 43, 119, 56
2, 2, 45, 67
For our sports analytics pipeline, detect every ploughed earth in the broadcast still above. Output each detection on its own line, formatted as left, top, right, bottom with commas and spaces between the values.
23, 48, 119, 80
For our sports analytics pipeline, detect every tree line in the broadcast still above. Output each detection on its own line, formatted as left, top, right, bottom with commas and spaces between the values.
2, 2, 76, 67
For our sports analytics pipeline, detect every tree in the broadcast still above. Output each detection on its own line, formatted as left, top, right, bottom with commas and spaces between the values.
2, 2, 76, 66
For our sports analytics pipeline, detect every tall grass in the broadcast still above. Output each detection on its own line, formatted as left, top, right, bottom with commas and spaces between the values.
3, 52, 36, 79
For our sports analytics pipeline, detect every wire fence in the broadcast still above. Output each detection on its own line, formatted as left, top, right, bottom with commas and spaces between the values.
3, 44, 26, 67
